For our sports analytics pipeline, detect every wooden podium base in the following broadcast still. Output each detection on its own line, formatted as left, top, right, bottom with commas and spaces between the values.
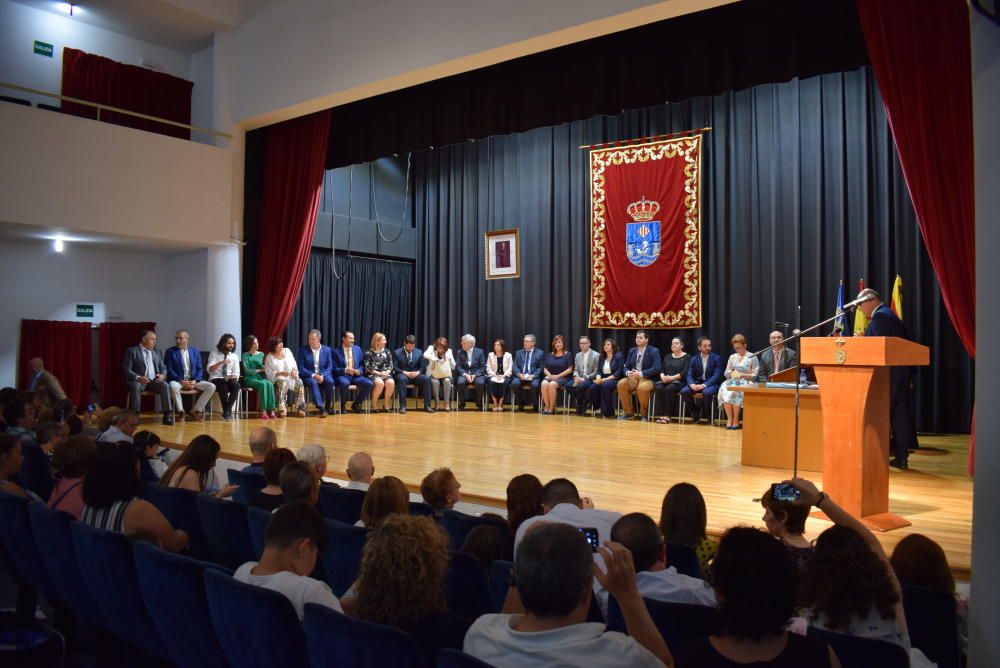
810, 510, 911, 532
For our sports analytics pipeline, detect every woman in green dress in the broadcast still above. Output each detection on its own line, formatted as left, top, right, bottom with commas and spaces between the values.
242, 335, 277, 419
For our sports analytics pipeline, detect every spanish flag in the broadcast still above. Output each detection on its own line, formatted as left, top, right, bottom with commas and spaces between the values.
890, 275, 903, 321
853, 278, 868, 335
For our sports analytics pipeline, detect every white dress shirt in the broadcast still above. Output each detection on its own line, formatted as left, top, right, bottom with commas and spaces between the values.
207, 351, 239, 379
593, 566, 716, 619
514, 503, 622, 557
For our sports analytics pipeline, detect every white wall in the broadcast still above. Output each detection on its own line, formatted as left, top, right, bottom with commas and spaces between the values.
0, 0, 191, 106
0, 101, 232, 246
189, 44, 215, 144
163, 248, 210, 350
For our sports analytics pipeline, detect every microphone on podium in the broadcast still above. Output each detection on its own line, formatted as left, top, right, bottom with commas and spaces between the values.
842, 292, 877, 310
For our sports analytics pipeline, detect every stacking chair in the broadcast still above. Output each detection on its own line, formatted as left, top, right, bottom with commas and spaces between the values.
901, 584, 963, 668
679, 391, 717, 424
197, 494, 256, 569
665, 543, 702, 578
303, 603, 426, 668
488, 560, 513, 613
227, 468, 266, 506
247, 506, 273, 556
437, 649, 497, 668
144, 482, 210, 560
443, 551, 493, 620
606, 596, 717, 645
321, 519, 370, 596
318, 485, 366, 524
441, 509, 509, 552
133, 541, 232, 668
204, 569, 308, 667
806, 626, 909, 668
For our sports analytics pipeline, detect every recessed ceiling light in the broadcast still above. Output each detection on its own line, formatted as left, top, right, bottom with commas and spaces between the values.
53, 238, 64, 252
57, 3, 79, 16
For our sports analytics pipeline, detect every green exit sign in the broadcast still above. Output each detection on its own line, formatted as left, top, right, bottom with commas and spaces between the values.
34, 40, 53, 58
76, 304, 94, 318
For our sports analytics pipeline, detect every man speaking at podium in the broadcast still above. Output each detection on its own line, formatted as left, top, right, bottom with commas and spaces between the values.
857, 288, 918, 470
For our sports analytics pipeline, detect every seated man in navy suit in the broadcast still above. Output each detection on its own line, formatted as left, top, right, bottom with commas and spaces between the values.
393, 334, 433, 413
680, 336, 724, 423
617, 330, 662, 421
331, 330, 373, 413
455, 334, 487, 410
510, 334, 545, 411
857, 288, 918, 469
164, 329, 216, 421
298, 329, 337, 417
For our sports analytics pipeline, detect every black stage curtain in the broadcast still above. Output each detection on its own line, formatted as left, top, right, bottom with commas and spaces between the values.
285, 253, 414, 355
412, 67, 974, 434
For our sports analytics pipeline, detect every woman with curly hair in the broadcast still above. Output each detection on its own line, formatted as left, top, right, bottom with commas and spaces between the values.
350, 514, 469, 662
788, 478, 909, 650
505, 473, 543, 537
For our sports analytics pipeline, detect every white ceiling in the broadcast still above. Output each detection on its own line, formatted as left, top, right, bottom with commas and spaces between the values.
0, 219, 210, 255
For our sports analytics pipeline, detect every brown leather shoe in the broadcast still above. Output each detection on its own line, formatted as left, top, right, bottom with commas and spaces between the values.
187, 410, 204, 422
174, 411, 186, 422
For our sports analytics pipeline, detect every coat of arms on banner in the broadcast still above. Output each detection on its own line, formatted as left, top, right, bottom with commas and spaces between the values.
625, 197, 661, 267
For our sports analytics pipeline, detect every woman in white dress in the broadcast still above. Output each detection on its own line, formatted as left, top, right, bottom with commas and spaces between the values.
264, 336, 307, 418
486, 338, 514, 411
718, 333, 759, 430
423, 337, 455, 411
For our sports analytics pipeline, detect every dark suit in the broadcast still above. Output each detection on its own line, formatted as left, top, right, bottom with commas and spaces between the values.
394, 346, 432, 409
298, 344, 336, 409
510, 347, 545, 410
755, 346, 799, 382
455, 347, 487, 408
590, 353, 625, 417
331, 344, 373, 409
865, 304, 918, 462
123, 345, 172, 415
680, 352, 724, 421
618, 346, 663, 416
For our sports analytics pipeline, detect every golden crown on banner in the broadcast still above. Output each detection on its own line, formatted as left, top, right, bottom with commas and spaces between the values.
626, 196, 661, 222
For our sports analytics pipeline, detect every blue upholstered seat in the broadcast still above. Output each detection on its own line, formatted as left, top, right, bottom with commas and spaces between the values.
318, 486, 366, 524
197, 493, 255, 569
441, 510, 509, 552
321, 519, 370, 596
247, 505, 272, 557
665, 542, 702, 578
488, 560, 513, 613
409, 501, 436, 517
0, 492, 60, 604
144, 482, 210, 560
303, 602, 427, 668
806, 625, 909, 668
226, 468, 266, 506
443, 551, 493, 620
437, 648, 497, 668
606, 595, 717, 644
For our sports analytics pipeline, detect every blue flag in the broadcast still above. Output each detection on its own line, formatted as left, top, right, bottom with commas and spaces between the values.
833, 280, 846, 334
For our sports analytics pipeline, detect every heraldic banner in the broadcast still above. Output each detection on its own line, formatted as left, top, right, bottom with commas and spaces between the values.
588, 135, 702, 328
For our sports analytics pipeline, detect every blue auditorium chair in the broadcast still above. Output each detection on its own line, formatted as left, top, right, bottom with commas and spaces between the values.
606, 595, 717, 644
441, 509, 509, 552
806, 625, 909, 668
133, 541, 232, 668
488, 560, 513, 613
227, 468, 266, 506
144, 482, 210, 559
901, 584, 963, 668
303, 602, 426, 668
665, 542, 702, 578
247, 505, 272, 556
318, 486, 366, 524
0, 492, 60, 610
437, 649, 497, 668
70, 522, 170, 661
443, 551, 493, 620
203, 568, 308, 667
197, 493, 256, 569
321, 519, 370, 596
409, 501, 435, 517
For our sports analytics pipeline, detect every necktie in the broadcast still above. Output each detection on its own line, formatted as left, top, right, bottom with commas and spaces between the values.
523, 352, 529, 374
144, 349, 155, 378
775, 350, 783, 372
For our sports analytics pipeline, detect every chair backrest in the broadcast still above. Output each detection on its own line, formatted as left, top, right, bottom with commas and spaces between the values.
303, 602, 427, 668
606, 596, 717, 644
321, 519, 370, 596
806, 626, 909, 668
133, 541, 232, 668
226, 468, 266, 506
27, 504, 105, 626
0, 491, 60, 601
901, 584, 963, 668
443, 551, 493, 620
203, 568, 308, 667
197, 493, 256, 569
318, 486, 366, 524
18, 444, 56, 500
437, 648, 497, 668
409, 501, 436, 517
70, 521, 168, 658
488, 560, 513, 613
247, 506, 272, 556
144, 482, 210, 560
442, 509, 509, 552
665, 543, 702, 578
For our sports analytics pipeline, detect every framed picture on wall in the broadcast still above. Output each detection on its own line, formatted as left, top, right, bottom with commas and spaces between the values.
485, 228, 521, 280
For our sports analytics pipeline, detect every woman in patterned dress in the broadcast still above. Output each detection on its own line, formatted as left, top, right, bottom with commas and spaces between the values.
365, 332, 396, 413
718, 333, 759, 429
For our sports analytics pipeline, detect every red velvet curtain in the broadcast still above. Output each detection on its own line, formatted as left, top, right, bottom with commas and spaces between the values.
98, 322, 155, 408
855, 0, 976, 471
19, 320, 92, 408
251, 110, 333, 342
61, 47, 194, 139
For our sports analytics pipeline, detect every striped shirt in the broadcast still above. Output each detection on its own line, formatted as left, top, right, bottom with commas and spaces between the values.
81, 498, 136, 533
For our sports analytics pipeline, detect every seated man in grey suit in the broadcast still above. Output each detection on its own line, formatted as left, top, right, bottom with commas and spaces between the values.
571, 336, 601, 415
123, 330, 175, 425
755, 330, 799, 382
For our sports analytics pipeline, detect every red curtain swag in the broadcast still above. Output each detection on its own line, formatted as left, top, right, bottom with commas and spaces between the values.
19, 320, 92, 408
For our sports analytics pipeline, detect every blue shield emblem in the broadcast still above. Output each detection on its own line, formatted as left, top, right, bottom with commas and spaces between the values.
626, 221, 660, 267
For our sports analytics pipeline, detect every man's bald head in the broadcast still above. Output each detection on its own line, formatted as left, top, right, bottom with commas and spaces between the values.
347, 452, 374, 483
249, 427, 277, 460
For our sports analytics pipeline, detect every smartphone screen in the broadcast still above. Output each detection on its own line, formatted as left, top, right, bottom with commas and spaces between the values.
579, 527, 600, 552
771, 483, 801, 502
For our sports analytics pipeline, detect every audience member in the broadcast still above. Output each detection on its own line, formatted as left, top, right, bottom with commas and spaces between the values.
280, 461, 320, 505
95, 406, 121, 435
4, 394, 38, 447
296, 444, 332, 485
351, 514, 469, 663
234, 500, 342, 619
52, 397, 77, 423
133, 430, 166, 483
358, 475, 409, 528
591, 338, 625, 418
332, 330, 373, 413
654, 338, 691, 424
47, 434, 96, 519
595, 513, 715, 618
424, 337, 455, 411
264, 336, 307, 418
249, 447, 296, 512
242, 427, 277, 475
617, 330, 662, 421
421, 467, 462, 517
27, 357, 66, 403
891, 534, 967, 650
505, 473, 543, 537
345, 452, 374, 491
207, 333, 242, 421
364, 332, 396, 413
242, 335, 277, 420
670, 526, 838, 667
97, 409, 138, 444
463, 523, 671, 667
571, 336, 601, 416
455, 334, 487, 411
540, 335, 574, 415
760, 483, 813, 565
81, 444, 188, 552
65, 413, 84, 436
20, 420, 62, 499
298, 329, 337, 417
514, 478, 621, 554
164, 329, 216, 422
718, 333, 758, 429
462, 524, 511, 575
123, 330, 175, 425
658, 482, 717, 577
680, 336, 724, 424
511, 334, 545, 412
393, 334, 433, 413
160, 435, 237, 498
0, 433, 33, 500
486, 338, 514, 412
0, 388, 16, 431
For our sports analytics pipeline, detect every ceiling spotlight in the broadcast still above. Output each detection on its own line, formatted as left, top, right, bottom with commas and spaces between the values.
57, 3, 78, 16
54, 238, 64, 252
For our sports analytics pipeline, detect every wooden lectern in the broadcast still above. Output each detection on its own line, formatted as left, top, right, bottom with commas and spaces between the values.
800, 337, 929, 531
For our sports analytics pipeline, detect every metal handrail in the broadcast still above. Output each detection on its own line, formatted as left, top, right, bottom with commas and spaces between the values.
0, 81, 233, 140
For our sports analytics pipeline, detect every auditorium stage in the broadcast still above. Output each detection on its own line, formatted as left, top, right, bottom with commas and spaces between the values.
151, 409, 973, 579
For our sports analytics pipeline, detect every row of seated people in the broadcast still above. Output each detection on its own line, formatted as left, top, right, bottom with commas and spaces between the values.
0, 415, 961, 667
121, 327, 800, 427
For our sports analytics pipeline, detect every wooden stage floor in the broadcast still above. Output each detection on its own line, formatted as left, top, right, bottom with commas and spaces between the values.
151, 408, 973, 579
